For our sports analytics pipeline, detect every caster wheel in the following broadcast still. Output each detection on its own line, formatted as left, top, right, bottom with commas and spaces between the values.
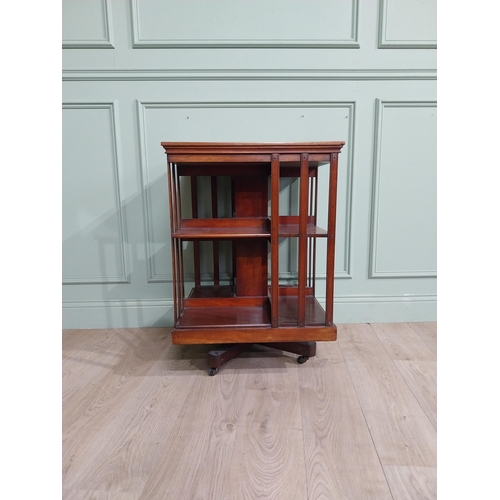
208, 367, 219, 376
297, 355, 309, 364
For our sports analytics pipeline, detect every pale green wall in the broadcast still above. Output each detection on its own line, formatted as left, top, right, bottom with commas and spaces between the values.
62, 0, 437, 328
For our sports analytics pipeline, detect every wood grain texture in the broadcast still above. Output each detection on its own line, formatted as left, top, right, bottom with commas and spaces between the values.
172, 325, 336, 344
299, 342, 393, 499
63, 344, 197, 495
62, 328, 76, 341
63, 329, 123, 405
63, 329, 169, 482
394, 360, 437, 430
139, 356, 247, 500
227, 388, 307, 500
371, 322, 436, 361
63, 489, 137, 500
194, 343, 303, 500
63, 328, 113, 359
408, 322, 437, 356
241, 347, 300, 393
383, 465, 437, 500
339, 324, 436, 467
63, 323, 437, 499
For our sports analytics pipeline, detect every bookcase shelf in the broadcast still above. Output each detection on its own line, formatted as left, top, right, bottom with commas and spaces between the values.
172, 218, 270, 239
161, 141, 344, 374
171, 216, 328, 240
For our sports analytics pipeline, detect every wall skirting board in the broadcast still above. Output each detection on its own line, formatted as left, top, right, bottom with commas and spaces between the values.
62, 295, 437, 329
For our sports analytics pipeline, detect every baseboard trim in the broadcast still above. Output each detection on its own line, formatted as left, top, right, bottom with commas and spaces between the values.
331, 294, 437, 323
62, 299, 175, 329
63, 294, 436, 329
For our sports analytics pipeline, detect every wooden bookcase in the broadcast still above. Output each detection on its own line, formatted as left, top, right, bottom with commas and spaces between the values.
161, 142, 345, 375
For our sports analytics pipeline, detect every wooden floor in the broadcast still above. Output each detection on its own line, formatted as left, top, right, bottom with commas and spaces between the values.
62, 323, 437, 500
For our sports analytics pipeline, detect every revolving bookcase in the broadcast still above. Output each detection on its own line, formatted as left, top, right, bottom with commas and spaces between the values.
161, 142, 344, 375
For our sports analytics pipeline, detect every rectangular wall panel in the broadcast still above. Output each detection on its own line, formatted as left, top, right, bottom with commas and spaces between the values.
62, 0, 114, 48
370, 100, 437, 278
378, 0, 437, 48
132, 0, 359, 48
62, 103, 129, 284
138, 101, 353, 283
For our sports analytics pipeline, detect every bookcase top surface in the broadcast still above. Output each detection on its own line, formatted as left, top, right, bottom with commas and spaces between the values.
161, 141, 345, 155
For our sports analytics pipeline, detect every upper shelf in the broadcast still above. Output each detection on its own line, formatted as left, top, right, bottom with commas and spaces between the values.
279, 223, 327, 237
171, 217, 328, 239
173, 227, 270, 239
278, 216, 327, 237
172, 218, 270, 239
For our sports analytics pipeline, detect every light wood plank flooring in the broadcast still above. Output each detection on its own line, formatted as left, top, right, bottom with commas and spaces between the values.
62, 323, 437, 500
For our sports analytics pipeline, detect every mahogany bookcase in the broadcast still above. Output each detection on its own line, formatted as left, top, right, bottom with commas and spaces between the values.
161, 142, 345, 375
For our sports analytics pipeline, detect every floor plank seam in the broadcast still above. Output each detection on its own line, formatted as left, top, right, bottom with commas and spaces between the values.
403, 322, 437, 360
372, 322, 436, 361
63, 324, 437, 499
392, 360, 437, 432
371, 322, 437, 432
337, 336, 396, 500
297, 375, 312, 500
220, 369, 245, 500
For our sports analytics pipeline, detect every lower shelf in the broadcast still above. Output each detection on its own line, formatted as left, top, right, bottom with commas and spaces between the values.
178, 286, 327, 328
173, 285, 333, 344
278, 295, 326, 326
176, 305, 271, 329
188, 285, 234, 298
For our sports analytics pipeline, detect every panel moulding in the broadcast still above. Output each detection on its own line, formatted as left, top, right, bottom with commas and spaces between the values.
62, 101, 130, 285
137, 100, 355, 282
131, 0, 359, 49
369, 99, 437, 279
377, 0, 437, 49
62, 69, 437, 82
63, 0, 115, 49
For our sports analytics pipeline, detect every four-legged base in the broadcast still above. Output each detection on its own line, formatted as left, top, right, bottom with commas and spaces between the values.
207, 341, 317, 376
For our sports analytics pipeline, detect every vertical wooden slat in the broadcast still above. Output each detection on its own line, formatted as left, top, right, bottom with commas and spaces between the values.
172, 164, 182, 317
174, 164, 181, 230
190, 176, 201, 287
231, 178, 236, 288
175, 239, 183, 315
271, 154, 280, 327
314, 172, 319, 220
176, 166, 184, 313
211, 176, 220, 286
176, 170, 185, 302
180, 238, 185, 309
170, 163, 177, 231
312, 175, 318, 292
308, 174, 315, 287
325, 153, 339, 326
298, 153, 309, 327
166, 161, 178, 322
